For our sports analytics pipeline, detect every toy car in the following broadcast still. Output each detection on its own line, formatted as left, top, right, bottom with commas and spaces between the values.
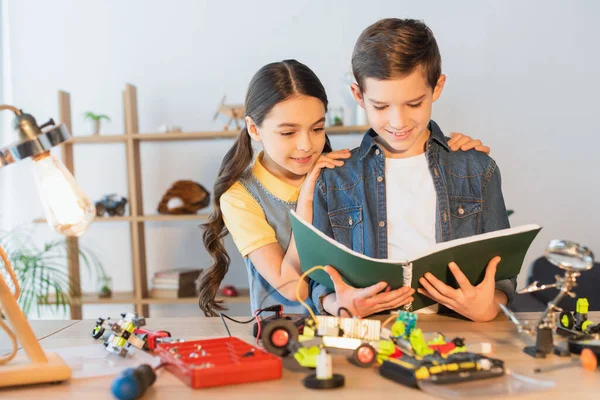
95, 194, 128, 217
92, 317, 110, 340
260, 313, 393, 368
91, 313, 147, 357
252, 305, 305, 339
557, 297, 594, 333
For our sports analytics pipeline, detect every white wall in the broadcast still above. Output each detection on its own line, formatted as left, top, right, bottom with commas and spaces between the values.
1, 0, 598, 318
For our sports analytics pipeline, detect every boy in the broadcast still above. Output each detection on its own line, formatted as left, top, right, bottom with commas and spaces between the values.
315, 18, 514, 322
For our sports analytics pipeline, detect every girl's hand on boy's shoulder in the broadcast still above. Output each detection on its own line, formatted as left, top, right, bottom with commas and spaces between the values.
448, 132, 491, 155
298, 149, 351, 204
417, 256, 502, 322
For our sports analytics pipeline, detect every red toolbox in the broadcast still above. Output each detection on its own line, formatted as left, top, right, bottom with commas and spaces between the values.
155, 337, 282, 388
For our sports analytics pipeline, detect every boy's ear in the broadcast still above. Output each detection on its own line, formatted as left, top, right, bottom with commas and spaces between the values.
350, 83, 366, 109
432, 74, 446, 102
245, 116, 262, 142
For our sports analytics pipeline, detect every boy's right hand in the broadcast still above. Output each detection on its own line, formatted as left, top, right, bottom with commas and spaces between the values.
324, 265, 414, 317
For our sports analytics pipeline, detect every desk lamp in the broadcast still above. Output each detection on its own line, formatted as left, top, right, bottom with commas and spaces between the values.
0, 104, 95, 387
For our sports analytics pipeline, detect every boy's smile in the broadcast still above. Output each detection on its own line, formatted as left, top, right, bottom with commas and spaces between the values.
351, 66, 446, 159
385, 126, 416, 140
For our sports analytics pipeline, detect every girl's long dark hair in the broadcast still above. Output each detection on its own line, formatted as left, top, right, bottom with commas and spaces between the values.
198, 60, 331, 316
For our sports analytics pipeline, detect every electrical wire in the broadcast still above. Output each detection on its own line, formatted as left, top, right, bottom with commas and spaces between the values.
253, 310, 262, 346
382, 312, 400, 330
296, 265, 327, 324
257, 279, 301, 310
219, 313, 260, 337
220, 269, 324, 341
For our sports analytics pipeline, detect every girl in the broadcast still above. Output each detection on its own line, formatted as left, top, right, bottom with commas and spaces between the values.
198, 60, 489, 317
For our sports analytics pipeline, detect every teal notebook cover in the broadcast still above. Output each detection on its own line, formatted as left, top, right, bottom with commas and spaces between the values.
290, 210, 541, 311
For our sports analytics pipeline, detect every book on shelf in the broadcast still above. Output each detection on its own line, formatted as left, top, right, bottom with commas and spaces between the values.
151, 268, 202, 288
154, 268, 202, 279
149, 285, 197, 299
289, 210, 542, 311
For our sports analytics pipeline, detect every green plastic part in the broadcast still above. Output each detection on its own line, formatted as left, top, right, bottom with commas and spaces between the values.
293, 346, 321, 368
391, 320, 406, 338
409, 328, 434, 356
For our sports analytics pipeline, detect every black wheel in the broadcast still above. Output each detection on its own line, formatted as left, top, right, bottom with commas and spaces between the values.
115, 203, 125, 216
260, 319, 299, 357
107, 208, 116, 216
349, 343, 377, 368
560, 311, 575, 330
91, 325, 105, 340
95, 203, 105, 217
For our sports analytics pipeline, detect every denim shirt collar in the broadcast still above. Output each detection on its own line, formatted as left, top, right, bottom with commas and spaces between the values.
359, 120, 451, 161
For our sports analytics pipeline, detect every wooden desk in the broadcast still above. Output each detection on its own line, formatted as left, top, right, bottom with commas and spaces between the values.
1, 313, 598, 399
0, 319, 78, 356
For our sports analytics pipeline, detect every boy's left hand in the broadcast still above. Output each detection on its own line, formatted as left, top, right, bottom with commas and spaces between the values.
417, 256, 503, 322
448, 132, 490, 154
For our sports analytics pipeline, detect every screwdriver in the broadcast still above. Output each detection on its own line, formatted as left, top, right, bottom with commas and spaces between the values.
534, 348, 597, 373
111, 363, 164, 400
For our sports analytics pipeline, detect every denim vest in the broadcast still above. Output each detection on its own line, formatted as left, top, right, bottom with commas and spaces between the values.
313, 120, 516, 303
239, 172, 330, 314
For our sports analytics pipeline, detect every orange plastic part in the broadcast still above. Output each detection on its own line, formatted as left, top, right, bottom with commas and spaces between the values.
580, 348, 598, 371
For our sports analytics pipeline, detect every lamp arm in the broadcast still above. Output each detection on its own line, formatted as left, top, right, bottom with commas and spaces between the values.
0, 244, 19, 365
0, 244, 21, 298
0, 104, 20, 114
0, 242, 48, 365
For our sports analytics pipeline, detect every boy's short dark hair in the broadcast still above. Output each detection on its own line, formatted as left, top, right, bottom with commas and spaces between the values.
352, 18, 442, 91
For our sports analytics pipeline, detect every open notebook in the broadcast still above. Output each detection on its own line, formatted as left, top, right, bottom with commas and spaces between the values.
289, 210, 541, 311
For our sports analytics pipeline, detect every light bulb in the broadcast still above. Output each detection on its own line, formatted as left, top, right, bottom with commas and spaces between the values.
31, 152, 95, 236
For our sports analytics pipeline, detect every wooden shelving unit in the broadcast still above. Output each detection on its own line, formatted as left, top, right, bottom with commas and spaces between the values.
43, 289, 250, 306
55, 83, 368, 318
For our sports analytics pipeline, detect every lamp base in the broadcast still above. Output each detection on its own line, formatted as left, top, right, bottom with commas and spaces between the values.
0, 352, 71, 388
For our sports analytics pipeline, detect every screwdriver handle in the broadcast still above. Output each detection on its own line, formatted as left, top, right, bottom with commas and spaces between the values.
111, 364, 157, 400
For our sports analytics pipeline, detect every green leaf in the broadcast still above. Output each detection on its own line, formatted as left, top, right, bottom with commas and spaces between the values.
0, 223, 105, 315
83, 111, 110, 122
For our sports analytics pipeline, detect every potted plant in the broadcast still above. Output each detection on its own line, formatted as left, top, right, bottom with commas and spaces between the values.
98, 275, 113, 298
83, 112, 111, 136
0, 225, 106, 316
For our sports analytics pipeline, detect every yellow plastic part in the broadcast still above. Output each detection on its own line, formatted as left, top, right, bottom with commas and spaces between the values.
302, 325, 315, 338
447, 363, 459, 371
376, 339, 397, 364
448, 345, 467, 355
430, 365, 443, 374
415, 366, 430, 380
576, 298, 589, 314
293, 346, 320, 368
427, 334, 446, 346
409, 329, 434, 356
391, 320, 406, 337
582, 320, 594, 332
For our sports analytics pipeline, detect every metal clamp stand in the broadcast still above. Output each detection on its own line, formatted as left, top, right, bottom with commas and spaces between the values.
500, 240, 594, 358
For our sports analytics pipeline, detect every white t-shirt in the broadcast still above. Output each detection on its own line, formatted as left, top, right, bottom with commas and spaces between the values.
385, 153, 438, 313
